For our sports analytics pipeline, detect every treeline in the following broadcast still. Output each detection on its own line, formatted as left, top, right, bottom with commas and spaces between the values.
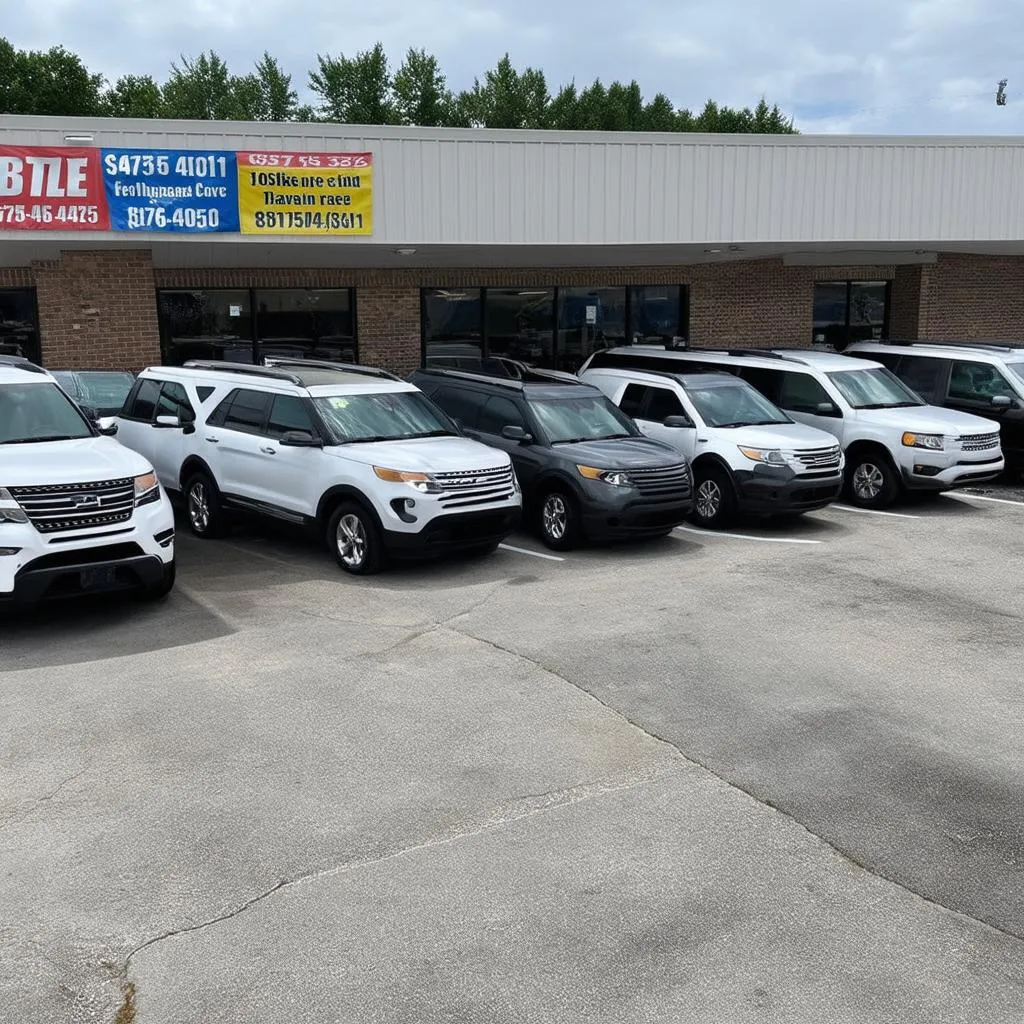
0, 38, 798, 134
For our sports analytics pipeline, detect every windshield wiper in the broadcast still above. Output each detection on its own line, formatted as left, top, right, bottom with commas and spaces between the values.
598, 433, 634, 440
1, 434, 79, 444
338, 435, 396, 444
711, 421, 748, 428
552, 437, 592, 444
407, 430, 459, 438
855, 402, 919, 410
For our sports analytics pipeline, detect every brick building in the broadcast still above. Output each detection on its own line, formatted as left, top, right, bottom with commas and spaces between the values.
1, 116, 1023, 377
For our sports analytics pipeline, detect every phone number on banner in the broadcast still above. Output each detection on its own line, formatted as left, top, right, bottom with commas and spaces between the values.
252, 210, 367, 232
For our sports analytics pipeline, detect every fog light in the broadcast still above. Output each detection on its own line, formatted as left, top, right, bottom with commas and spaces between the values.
404, 498, 416, 510
913, 464, 941, 476
0, 547, 20, 556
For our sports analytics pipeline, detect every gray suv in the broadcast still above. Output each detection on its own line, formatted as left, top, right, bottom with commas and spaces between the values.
409, 367, 694, 550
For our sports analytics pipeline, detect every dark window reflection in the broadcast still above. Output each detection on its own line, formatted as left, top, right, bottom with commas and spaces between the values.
255, 289, 355, 362
628, 286, 686, 345
557, 287, 626, 372
849, 282, 888, 342
0, 289, 41, 364
423, 288, 483, 369
486, 289, 554, 367
158, 290, 253, 365
813, 281, 889, 347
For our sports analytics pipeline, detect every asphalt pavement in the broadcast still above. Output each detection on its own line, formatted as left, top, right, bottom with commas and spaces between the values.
1, 486, 1023, 1023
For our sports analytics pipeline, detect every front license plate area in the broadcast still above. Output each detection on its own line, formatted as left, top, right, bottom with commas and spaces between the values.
80, 566, 118, 589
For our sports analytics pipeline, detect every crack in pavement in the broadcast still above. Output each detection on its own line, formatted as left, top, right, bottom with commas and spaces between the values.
0, 762, 92, 831
444, 623, 1024, 949
120, 765, 678, 975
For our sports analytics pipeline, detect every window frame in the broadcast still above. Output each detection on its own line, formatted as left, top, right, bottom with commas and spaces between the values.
210, 387, 274, 435
812, 280, 891, 348
0, 287, 42, 365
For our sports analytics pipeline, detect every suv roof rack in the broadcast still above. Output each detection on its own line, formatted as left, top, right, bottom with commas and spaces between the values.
262, 356, 401, 381
594, 364, 733, 386
0, 354, 49, 375
413, 366, 584, 389
877, 339, 1024, 353
182, 360, 305, 384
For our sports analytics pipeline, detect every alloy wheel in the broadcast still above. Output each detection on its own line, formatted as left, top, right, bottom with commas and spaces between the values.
336, 513, 367, 569
189, 481, 209, 533
542, 495, 567, 540
853, 463, 884, 501
696, 479, 722, 521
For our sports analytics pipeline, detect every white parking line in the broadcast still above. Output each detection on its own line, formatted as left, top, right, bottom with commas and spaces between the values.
949, 492, 1024, 508
498, 543, 565, 562
674, 526, 822, 545
830, 504, 920, 520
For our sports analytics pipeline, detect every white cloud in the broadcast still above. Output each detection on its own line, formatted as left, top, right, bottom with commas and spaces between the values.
3, 0, 1024, 134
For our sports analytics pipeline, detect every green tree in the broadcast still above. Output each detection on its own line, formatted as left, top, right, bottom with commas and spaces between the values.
548, 83, 581, 130
641, 93, 677, 132
393, 48, 451, 126
0, 38, 105, 116
252, 52, 299, 121
575, 80, 608, 130
103, 75, 164, 118
161, 51, 261, 120
459, 54, 549, 129
309, 43, 395, 124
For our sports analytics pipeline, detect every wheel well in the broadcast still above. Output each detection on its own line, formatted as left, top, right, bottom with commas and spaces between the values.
179, 456, 215, 492
316, 486, 382, 529
844, 441, 896, 470
529, 472, 582, 510
691, 454, 736, 492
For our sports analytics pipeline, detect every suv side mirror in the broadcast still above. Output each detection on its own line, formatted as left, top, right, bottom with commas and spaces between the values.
154, 414, 179, 429
279, 430, 323, 448
95, 417, 118, 437
815, 401, 839, 416
501, 424, 533, 443
991, 394, 1012, 408
662, 415, 692, 428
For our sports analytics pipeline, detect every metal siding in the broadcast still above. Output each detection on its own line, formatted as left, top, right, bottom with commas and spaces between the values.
2, 116, 1024, 246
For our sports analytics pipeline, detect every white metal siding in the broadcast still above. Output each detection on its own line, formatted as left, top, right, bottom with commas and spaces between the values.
2, 116, 1024, 246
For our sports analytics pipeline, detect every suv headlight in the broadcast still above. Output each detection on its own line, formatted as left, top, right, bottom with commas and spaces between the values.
0, 487, 29, 524
373, 466, 443, 494
902, 432, 944, 451
134, 472, 161, 507
577, 465, 632, 487
738, 446, 787, 465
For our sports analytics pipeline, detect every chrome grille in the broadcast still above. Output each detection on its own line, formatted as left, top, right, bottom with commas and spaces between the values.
8, 477, 134, 534
435, 466, 516, 509
790, 445, 842, 471
628, 463, 692, 498
958, 432, 1000, 452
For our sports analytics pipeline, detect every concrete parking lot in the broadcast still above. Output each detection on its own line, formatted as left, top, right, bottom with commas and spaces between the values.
2, 486, 1024, 1023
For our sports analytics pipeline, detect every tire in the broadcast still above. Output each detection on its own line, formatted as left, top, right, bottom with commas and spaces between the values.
185, 471, 226, 538
844, 451, 900, 509
537, 490, 581, 551
327, 502, 383, 575
140, 560, 176, 601
690, 465, 737, 528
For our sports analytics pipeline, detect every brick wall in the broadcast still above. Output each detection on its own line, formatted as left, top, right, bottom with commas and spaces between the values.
918, 254, 1024, 339
31, 250, 160, 370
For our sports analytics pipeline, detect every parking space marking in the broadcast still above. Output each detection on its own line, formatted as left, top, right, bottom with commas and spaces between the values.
498, 543, 565, 562
674, 526, 822, 546
949, 493, 1024, 508
831, 504, 920, 520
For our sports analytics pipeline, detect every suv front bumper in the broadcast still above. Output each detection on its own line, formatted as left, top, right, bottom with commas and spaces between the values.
733, 466, 843, 513
900, 454, 1005, 490
383, 507, 521, 557
578, 481, 694, 539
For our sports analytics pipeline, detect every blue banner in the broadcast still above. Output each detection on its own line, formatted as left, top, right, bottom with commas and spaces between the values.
101, 148, 239, 233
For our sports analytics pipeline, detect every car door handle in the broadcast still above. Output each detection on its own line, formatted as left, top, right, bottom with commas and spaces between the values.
260, 446, 276, 455
205, 436, 219, 443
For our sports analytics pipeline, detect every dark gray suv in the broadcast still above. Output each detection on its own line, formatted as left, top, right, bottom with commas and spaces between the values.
409, 367, 694, 550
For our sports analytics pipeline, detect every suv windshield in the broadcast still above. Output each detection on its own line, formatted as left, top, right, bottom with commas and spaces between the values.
54, 371, 135, 414
0, 382, 93, 444
313, 391, 458, 444
685, 381, 790, 427
529, 394, 639, 443
826, 368, 924, 409
1007, 361, 1024, 387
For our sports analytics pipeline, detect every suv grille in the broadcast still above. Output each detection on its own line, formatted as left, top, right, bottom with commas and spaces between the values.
435, 466, 516, 509
790, 445, 842, 471
959, 432, 1000, 452
629, 464, 692, 498
8, 478, 135, 534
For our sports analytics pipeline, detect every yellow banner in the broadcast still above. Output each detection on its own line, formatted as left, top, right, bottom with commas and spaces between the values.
236, 151, 372, 236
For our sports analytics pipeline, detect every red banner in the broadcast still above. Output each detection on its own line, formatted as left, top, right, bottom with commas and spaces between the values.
0, 146, 110, 230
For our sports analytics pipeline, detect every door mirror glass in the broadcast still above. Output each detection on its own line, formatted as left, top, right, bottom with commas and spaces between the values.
154, 414, 179, 428
500, 424, 533, 443
278, 429, 323, 448
95, 417, 118, 436
992, 394, 1012, 407
662, 415, 692, 428
815, 401, 839, 416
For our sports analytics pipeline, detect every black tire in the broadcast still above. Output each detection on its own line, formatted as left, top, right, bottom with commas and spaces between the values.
326, 502, 384, 575
843, 451, 900, 509
689, 465, 737, 528
537, 490, 581, 551
140, 560, 176, 601
184, 471, 226, 538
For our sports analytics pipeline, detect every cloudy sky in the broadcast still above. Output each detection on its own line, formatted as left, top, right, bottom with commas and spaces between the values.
6, 0, 1023, 133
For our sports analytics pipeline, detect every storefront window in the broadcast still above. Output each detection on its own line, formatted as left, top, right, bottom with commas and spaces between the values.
158, 290, 253, 365
557, 288, 626, 372
813, 281, 889, 347
628, 286, 688, 345
422, 288, 483, 369
0, 289, 41, 364
255, 289, 355, 362
486, 288, 555, 367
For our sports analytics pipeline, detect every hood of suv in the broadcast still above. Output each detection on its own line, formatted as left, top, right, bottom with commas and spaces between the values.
727, 421, 839, 449
326, 435, 511, 472
551, 436, 683, 468
855, 404, 999, 435
0, 437, 152, 486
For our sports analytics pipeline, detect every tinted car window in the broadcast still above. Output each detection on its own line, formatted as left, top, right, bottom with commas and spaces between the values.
478, 395, 526, 435
736, 367, 784, 404
895, 355, 945, 403
618, 383, 646, 417
777, 371, 833, 413
642, 386, 686, 422
429, 386, 487, 429
267, 394, 315, 438
222, 389, 271, 433
128, 379, 161, 421
156, 381, 194, 419
948, 360, 1017, 402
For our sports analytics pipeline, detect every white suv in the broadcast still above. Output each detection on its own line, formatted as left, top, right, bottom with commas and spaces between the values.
580, 365, 844, 527
580, 347, 1004, 509
113, 359, 522, 574
0, 357, 175, 607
